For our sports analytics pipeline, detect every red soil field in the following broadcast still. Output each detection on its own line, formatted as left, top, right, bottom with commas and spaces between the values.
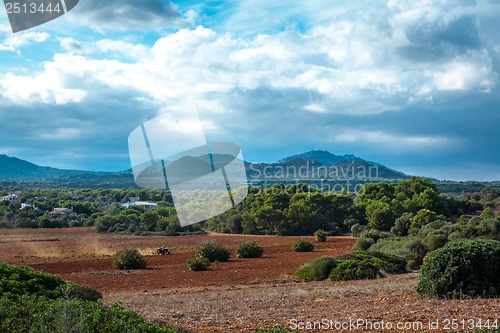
1, 228, 499, 333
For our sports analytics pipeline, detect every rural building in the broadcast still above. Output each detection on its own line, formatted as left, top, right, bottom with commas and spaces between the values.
49, 207, 76, 215
0, 194, 21, 203
122, 201, 158, 210
20, 203, 38, 210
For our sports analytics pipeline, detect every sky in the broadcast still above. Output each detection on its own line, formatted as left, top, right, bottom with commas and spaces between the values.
1, 0, 500, 181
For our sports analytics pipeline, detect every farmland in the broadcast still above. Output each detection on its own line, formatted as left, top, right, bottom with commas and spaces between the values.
1, 227, 498, 332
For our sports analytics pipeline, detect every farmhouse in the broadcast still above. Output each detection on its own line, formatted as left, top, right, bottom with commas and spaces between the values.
0, 193, 21, 203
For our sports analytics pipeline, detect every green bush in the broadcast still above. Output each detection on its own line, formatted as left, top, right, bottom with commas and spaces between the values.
0, 295, 183, 333
291, 238, 314, 252
368, 237, 428, 270
337, 251, 406, 274
112, 248, 147, 270
314, 229, 328, 242
353, 237, 374, 251
195, 240, 230, 262
253, 328, 295, 333
186, 257, 211, 271
416, 240, 500, 298
0, 262, 69, 300
67, 284, 102, 302
0, 262, 183, 333
235, 241, 264, 258
294, 256, 337, 281
329, 259, 382, 280
293, 263, 312, 280
309, 256, 337, 280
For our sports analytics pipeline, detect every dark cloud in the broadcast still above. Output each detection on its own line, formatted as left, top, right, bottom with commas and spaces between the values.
397, 15, 481, 62
69, 0, 190, 30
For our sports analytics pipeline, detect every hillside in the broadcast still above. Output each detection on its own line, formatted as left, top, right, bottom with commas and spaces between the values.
2, 151, 484, 192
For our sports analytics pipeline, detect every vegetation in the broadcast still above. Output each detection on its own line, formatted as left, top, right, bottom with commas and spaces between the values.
314, 229, 328, 242
294, 256, 337, 281
186, 257, 211, 271
235, 241, 264, 258
291, 238, 314, 252
329, 259, 381, 280
112, 248, 147, 270
0, 262, 181, 333
195, 240, 230, 262
416, 240, 500, 298
294, 251, 406, 282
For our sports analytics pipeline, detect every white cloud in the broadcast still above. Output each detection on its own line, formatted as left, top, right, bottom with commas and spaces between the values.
0, 32, 49, 52
329, 128, 454, 150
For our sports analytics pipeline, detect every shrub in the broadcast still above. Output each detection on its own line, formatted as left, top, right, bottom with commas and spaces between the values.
337, 251, 406, 274
293, 263, 312, 280
0, 262, 68, 300
314, 229, 328, 242
195, 240, 230, 262
67, 284, 102, 302
253, 328, 294, 333
0, 295, 184, 333
353, 237, 374, 251
235, 241, 264, 258
309, 256, 337, 280
416, 240, 500, 298
423, 232, 448, 251
329, 259, 382, 280
294, 256, 337, 281
112, 248, 147, 270
291, 238, 314, 252
186, 257, 211, 271
350, 223, 367, 237
368, 237, 427, 270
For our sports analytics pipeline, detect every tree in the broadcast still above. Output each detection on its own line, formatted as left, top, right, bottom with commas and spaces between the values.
365, 200, 394, 231
410, 209, 437, 229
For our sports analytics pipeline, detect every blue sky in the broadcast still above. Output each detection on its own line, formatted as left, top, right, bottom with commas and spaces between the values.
1, 1, 500, 181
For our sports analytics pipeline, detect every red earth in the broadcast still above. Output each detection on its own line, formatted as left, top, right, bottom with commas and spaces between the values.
1, 228, 499, 333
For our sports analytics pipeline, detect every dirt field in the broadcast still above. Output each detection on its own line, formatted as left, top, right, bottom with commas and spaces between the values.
1, 228, 499, 332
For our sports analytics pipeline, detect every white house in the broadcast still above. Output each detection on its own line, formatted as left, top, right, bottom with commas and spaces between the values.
20, 203, 38, 210
1, 194, 21, 203
122, 201, 158, 210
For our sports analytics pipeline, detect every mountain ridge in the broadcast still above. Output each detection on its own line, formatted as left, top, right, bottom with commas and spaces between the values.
0, 151, 409, 188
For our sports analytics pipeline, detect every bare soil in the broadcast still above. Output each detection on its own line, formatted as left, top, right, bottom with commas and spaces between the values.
1, 228, 499, 332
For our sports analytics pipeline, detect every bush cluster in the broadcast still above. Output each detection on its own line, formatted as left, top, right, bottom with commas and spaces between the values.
195, 240, 230, 262
112, 248, 147, 270
294, 251, 406, 282
291, 238, 314, 252
294, 256, 337, 281
416, 240, 500, 298
0, 262, 181, 333
235, 241, 264, 258
186, 257, 211, 271
314, 229, 328, 242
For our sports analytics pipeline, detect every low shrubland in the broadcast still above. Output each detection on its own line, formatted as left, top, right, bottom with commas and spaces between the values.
0, 262, 182, 333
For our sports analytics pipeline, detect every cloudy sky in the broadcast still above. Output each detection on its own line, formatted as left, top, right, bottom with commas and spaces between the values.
1, 0, 500, 181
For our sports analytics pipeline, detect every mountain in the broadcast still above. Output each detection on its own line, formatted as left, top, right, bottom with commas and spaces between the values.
277, 150, 366, 165
248, 151, 408, 183
0, 151, 409, 189
0, 154, 57, 178
0, 154, 136, 188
